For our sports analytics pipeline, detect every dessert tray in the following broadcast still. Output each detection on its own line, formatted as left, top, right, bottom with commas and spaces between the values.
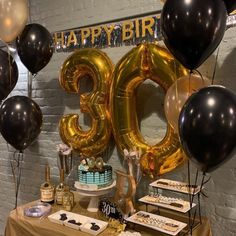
139, 194, 196, 213
48, 210, 108, 235
150, 179, 201, 195
126, 211, 187, 236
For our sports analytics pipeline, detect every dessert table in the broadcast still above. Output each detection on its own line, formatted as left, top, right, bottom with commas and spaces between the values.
5, 193, 212, 236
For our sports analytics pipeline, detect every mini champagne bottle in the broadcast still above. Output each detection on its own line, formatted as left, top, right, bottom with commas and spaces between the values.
62, 186, 74, 211
55, 169, 65, 205
40, 165, 55, 204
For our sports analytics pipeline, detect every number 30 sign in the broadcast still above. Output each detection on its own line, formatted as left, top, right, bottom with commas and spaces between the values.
59, 43, 188, 177
98, 198, 124, 221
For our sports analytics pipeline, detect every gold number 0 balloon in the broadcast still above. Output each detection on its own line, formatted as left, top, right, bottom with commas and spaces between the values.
59, 49, 113, 157
110, 43, 188, 177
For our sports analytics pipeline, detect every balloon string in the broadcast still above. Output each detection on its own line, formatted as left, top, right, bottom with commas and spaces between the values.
190, 173, 206, 229
197, 173, 206, 224
7, 47, 12, 91
27, 72, 36, 98
193, 69, 209, 90
174, 58, 179, 115
193, 69, 210, 88
189, 169, 200, 230
191, 169, 199, 203
193, 69, 204, 82
187, 170, 207, 232
188, 72, 191, 96
203, 175, 211, 186
188, 70, 194, 97
190, 169, 199, 233
28, 0, 32, 23
199, 174, 211, 198
0, 42, 16, 99
10, 151, 24, 209
187, 161, 200, 235
187, 160, 192, 235
211, 46, 220, 85
190, 207, 198, 230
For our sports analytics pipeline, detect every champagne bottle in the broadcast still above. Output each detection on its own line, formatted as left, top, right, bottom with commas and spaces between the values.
55, 169, 65, 205
40, 165, 55, 204
62, 186, 74, 211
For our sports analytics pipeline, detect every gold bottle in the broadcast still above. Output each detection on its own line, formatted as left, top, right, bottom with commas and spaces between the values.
62, 186, 74, 211
55, 169, 65, 205
40, 165, 55, 204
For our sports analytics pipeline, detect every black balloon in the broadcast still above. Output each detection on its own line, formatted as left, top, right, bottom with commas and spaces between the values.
0, 96, 43, 151
223, 0, 236, 14
179, 86, 236, 173
16, 23, 54, 74
161, 0, 227, 70
0, 49, 18, 101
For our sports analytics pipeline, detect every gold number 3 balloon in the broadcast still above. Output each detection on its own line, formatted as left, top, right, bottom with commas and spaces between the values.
110, 43, 188, 177
59, 49, 113, 157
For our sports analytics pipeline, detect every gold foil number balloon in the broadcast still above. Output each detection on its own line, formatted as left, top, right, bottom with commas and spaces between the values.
59, 49, 113, 157
110, 43, 188, 177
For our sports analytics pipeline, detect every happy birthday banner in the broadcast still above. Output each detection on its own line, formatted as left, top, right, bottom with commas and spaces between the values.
53, 10, 236, 52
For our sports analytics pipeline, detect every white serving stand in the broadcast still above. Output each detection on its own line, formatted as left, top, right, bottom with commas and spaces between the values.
150, 178, 201, 195
74, 181, 116, 212
139, 195, 196, 213
126, 211, 187, 236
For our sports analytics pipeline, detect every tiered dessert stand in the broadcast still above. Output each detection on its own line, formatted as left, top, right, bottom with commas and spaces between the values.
126, 178, 201, 235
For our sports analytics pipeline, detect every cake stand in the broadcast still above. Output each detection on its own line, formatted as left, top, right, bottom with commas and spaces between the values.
74, 181, 116, 212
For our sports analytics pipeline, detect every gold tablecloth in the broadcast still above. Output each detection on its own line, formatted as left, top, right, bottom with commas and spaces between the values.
5, 194, 212, 236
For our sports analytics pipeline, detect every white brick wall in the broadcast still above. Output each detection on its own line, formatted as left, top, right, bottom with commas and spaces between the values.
1, 0, 236, 235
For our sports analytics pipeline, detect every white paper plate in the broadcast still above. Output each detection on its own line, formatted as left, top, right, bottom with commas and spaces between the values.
24, 202, 52, 218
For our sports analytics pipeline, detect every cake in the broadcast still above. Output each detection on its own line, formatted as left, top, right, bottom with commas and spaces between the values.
75, 157, 113, 190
